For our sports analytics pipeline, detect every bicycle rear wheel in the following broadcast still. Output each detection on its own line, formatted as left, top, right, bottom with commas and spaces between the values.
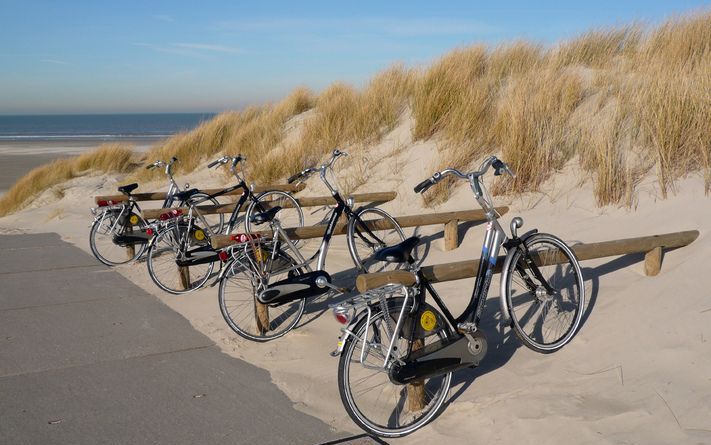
146, 220, 215, 294
338, 300, 452, 437
218, 248, 305, 342
89, 209, 147, 266
502, 232, 585, 353
347, 207, 405, 273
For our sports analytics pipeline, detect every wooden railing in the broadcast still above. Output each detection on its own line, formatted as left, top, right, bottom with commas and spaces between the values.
355, 230, 700, 292
94, 183, 305, 204
142, 192, 398, 220
210, 207, 510, 252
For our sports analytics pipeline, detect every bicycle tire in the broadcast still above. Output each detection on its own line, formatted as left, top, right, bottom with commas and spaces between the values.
244, 190, 304, 235
218, 248, 306, 341
346, 207, 405, 273
146, 220, 215, 294
184, 192, 225, 235
89, 209, 147, 266
502, 232, 585, 353
338, 299, 452, 437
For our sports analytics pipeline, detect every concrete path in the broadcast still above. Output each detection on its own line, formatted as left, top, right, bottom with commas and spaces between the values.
0, 233, 361, 444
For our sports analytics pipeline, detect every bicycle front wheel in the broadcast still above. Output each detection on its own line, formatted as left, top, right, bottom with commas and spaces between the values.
244, 190, 304, 234
502, 232, 585, 353
338, 300, 452, 437
184, 192, 225, 235
146, 220, 215, 294
347, 207, 405, 273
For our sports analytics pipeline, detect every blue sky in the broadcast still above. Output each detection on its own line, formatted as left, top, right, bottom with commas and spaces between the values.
1, 0, 708, 115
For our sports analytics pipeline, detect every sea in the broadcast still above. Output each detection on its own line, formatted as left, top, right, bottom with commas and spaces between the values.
0, 113, 216, 155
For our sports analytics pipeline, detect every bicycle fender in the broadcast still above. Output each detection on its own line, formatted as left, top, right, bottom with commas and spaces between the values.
499, 229, 538, 326
334, 297, 424, 356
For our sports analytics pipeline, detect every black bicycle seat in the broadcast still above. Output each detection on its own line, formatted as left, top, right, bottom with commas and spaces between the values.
117, 183, 138, 195
249, 206, 282, 225
374, 236, 420, 264
174, 188, 200, 202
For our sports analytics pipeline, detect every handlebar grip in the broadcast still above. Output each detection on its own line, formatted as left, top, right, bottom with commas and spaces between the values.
492, 159, 505, 176
146, 164, 155, 170
287, 172, 302, 184
171, 156, 178, 162
414, 178, 435, 194
207, 159, 221, 168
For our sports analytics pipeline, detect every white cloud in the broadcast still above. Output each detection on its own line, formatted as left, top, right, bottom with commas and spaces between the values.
153, 14, 174, 22
132, 42, 242, 57
41, 59, 69, 65
214, 17, 498, 37
173, 43, 243, 53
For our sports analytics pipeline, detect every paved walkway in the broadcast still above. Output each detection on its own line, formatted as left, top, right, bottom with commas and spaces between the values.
0, 233, 353, 444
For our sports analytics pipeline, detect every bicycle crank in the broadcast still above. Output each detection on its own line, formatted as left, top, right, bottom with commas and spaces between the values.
390, 331, 488, 384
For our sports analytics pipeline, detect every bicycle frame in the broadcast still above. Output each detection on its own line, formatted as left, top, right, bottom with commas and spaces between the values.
267, 191, 384, 276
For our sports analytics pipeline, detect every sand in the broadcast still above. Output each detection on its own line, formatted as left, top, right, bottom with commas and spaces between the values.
1, 114, 709, 444
0, 139, 157, 195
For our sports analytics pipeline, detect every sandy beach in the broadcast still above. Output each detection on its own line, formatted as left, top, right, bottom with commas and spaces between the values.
1, 111, 708, 444
0, 138, 158, 195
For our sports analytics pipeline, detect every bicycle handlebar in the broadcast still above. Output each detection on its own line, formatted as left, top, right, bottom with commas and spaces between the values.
207, 155, 245, 169
414, 156, 514, 194
287, 149, 348, 188
146, 157, 177, 171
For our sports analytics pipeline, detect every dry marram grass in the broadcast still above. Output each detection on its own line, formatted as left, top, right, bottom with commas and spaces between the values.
0, 144, 134, 217
2, 10, 710, 216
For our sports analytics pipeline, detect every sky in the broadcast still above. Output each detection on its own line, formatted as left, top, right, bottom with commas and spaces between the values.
0, 0, 708, 115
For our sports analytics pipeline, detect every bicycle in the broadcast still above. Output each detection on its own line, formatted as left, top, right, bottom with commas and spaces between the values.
329, 156, 585, 437
146, 155, 304, 294
217, 149, 406, 341
88, 157, 223, 266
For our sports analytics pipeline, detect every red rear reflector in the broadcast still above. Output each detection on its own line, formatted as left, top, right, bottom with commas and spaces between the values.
218, 251, 229, 262
159, 209, 183, 221
335, 312, 349, 325
97, 200, 115, 207
146, 228, 154, 236
230, 233, 262, 243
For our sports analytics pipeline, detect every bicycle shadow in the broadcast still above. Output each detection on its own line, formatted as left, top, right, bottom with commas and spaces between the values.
442, 253, 647, 408
296, 220, 492, 329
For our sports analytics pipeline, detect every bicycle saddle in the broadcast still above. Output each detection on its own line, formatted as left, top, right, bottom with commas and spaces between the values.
173, 188, 200, 202
373, 236, 420, 264
249, 206, 282, 225
117, 183, 138, 195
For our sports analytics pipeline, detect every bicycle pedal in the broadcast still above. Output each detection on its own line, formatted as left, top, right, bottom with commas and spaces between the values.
457, 322, 478, 334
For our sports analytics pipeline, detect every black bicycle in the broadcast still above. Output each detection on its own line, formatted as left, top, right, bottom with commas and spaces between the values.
217, 150, 406, 341
330, 156, 585, 437
146, 155, 304, 294
88, 157, 223, 266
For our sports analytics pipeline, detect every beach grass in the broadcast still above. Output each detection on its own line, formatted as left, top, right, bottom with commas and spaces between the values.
0, 143, 134, 217
1, 9, 709, 216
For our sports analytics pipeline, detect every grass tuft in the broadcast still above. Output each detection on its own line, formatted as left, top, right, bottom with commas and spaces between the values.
0, 143, 135, 217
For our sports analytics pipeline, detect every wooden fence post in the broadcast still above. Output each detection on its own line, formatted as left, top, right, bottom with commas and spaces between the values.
644, 246, 663, 276
254, 299, 270, 334
444, 219, 459, 251
407, 339, 426, 411
125, 224, 135, 259
178, 266, 191, 290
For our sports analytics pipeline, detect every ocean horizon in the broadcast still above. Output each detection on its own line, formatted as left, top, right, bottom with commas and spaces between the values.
0, 113, 217, 141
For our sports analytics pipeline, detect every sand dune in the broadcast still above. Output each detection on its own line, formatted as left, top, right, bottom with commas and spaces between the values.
1, 112, 708, 443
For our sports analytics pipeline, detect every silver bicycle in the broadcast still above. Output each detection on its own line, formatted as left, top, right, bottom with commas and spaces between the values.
88, 157, 222, 266
217, 150, 405, 341
330, 156, 585, 437
146, 155, 304, 294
